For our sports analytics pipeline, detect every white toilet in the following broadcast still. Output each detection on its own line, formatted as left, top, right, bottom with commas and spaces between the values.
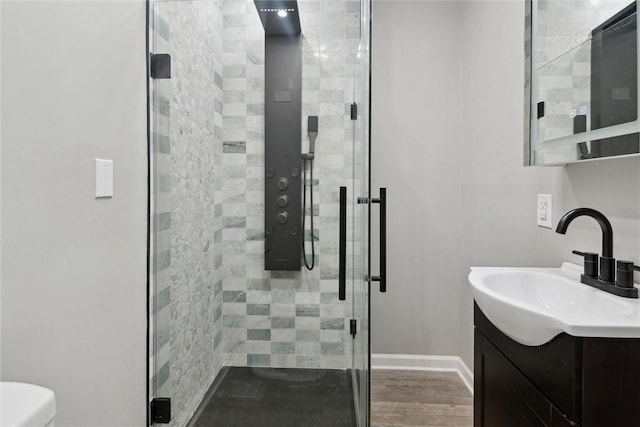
0, 382, 57, 427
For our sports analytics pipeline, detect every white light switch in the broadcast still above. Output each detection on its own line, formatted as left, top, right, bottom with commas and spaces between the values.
95, 159, 113, 198
537, 194, 552, 228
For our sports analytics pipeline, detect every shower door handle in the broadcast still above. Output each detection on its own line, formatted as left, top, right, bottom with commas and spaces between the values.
371, 188, 387, 292
338, 186, 347, 301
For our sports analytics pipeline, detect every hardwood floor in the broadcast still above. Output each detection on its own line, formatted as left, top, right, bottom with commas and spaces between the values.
371, 369, 473, 427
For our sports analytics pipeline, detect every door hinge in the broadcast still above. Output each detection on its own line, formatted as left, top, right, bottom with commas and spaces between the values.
150, 53, 171, 79
350, 319, 357, 338
350, 103, 358, 120
150, 398, 171, 424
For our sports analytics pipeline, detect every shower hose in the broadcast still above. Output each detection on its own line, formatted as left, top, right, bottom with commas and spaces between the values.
302, 157, 315, 270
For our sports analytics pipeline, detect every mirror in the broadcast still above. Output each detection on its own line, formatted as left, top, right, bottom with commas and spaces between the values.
525, 0, 640, 165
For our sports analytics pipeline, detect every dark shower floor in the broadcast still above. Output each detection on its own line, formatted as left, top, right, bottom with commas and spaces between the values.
189, 366, 357, 427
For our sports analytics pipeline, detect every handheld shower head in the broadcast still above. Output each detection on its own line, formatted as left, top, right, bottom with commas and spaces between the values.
308, 116, 318, 154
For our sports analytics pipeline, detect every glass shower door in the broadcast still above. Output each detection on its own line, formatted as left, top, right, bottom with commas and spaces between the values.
147, 0, 373, 426
148, 1, 176, 424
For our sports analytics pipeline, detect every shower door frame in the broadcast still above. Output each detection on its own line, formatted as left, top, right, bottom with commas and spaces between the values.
350, 0, 373, 424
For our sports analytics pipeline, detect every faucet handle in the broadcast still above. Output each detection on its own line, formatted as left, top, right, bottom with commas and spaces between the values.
572, 250, 599, 278
616, 260, 640, 289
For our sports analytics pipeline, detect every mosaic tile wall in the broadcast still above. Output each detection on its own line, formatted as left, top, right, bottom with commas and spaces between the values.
151, 1, 225, 426
534, 0, 629, 162
220, 0, 362, 370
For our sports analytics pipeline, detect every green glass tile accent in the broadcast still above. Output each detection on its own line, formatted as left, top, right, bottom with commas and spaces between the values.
153, 250, 170, 272
213, 69, 223, 88
223, 315, 247, 328
155, 14, 170, 41
247, 304, 270, 315
156, 95, 170, 117
223, 291, 246, 303
224, 216, 246, 228
247, 329, 271, 341
154, 212, 171, 232
321, 318, 345, 330
153, 133, 171, 154
248, 354, 271, 366
223, 141, 246, 153
155, 362, 170, 389
153, 286, 170, 314
296, 304, 320, 317
224, 192, 246, 204
321, 343, 344, 355
247, 229, 263, 241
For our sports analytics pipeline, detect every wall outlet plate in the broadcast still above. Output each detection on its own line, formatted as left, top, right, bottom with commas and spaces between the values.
537, 194, 552, 228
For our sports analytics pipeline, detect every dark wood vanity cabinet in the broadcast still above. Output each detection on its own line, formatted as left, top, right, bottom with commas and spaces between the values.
474, 303, 640, 427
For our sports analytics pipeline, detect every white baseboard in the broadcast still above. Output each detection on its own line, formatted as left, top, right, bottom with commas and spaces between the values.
372, 353, 474, 395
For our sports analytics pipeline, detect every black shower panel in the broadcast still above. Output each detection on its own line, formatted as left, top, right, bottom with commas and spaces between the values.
256, 1, 302, 270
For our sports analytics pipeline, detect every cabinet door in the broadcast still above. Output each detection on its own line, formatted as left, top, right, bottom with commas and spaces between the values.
475, 330, 579, 427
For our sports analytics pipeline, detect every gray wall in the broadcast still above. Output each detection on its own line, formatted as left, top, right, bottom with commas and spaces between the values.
371, 0, 640, 369
1, 1, 147, 425
371, 0, 465, 358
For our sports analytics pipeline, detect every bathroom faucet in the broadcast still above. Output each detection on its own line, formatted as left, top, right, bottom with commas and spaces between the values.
556, 208, 614, 281
556, 208, 639, 298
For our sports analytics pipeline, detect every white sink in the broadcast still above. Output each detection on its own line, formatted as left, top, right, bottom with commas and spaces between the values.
469, 262, 640, 346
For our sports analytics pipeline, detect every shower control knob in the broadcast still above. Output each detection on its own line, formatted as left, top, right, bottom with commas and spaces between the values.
277, 177, 289, 190
277, 195, 289, 207
277, 212, 289, 224
266, 168, 275, 178
291, 168, 300, 177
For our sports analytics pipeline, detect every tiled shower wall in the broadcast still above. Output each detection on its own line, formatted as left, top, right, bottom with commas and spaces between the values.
151, 1, 225, 427
220, 0, 362, 369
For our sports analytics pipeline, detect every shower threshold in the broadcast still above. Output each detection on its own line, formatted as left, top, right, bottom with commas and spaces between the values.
187, 366, 357, 427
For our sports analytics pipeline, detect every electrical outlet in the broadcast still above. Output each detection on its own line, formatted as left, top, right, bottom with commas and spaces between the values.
537, 194, 553, 228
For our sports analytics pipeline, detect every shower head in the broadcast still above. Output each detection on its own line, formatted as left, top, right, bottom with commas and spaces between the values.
308, 116, 318, 134
308, 116, 318, 155
254, 1, 301, 35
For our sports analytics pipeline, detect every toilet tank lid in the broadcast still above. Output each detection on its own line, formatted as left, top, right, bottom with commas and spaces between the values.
0, 382, 56, 427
